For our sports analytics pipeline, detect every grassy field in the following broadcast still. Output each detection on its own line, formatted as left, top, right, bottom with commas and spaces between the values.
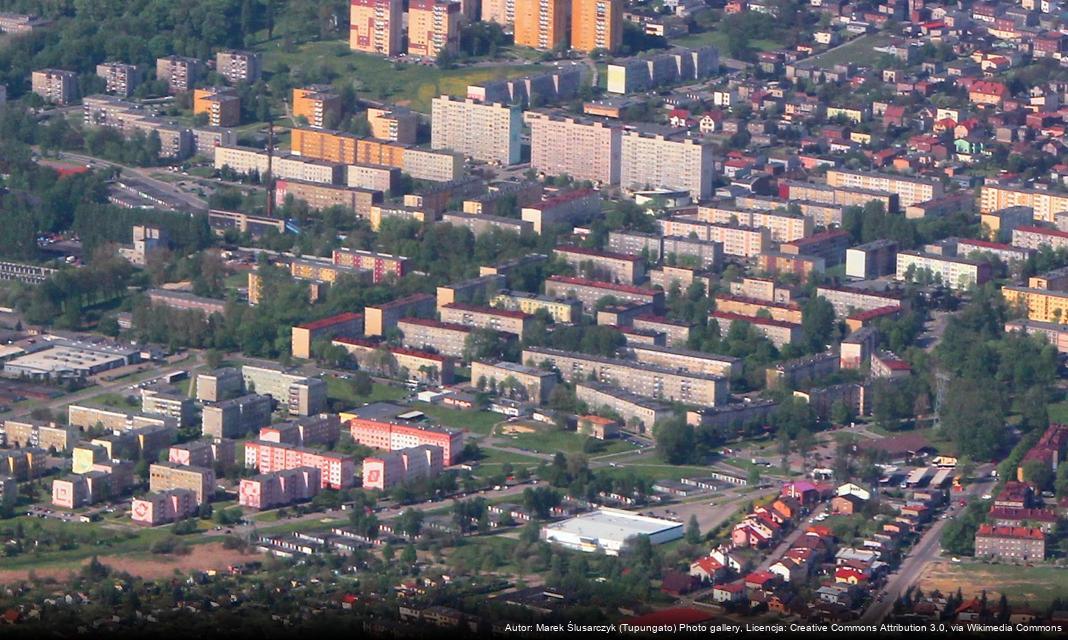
798, 32, 894, 70
258, 40, 545, 113
673, 29, 779, 53
87, 391, 139, 409
498, 428, 636, 456
917, 562, 1068, 609
474, 447, 544, 472
325, 377, 406, 406
410, 402, 502, 435
1047, 399, 1068, 423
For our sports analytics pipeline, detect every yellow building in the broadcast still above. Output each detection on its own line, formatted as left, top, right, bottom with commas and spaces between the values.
72, 444, 107, 474
492, 290, 582, 324
1003, 286, 1068, 324
515, 0, 570, 50
349, 0, 403, 56
367, 107, 418, 144
293, 87, 342, 129
571, 0, 622, 53
826, 106, 866, 124
980, 185, 1068, 224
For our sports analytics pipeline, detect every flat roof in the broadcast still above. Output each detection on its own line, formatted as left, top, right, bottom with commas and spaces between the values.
542, 508, 682, 541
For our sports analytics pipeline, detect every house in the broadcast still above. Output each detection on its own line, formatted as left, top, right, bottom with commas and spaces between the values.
743, 570, 777, 591
712, 582, 747, 603
834, 566, 869, 585
690, 556, 727, 582
817, 584, 856, 607
709, 547, 746, 572
769, 557, 806, 583
836, 482, 871, 500
782, 480, 825, 505
771, 496, 802, 520
831, 493, 865, 515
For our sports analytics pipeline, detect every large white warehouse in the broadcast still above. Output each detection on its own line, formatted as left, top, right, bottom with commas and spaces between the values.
540, 508, 683, 555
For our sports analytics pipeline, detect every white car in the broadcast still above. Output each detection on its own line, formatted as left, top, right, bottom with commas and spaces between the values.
981, 493, 992, 500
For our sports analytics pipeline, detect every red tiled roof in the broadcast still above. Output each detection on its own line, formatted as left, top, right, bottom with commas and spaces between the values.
711, 310, 800, 329
715, 293, 801, 310
1017, 225, 1068, 240
987, 507, 1059, 523
546, 275, 659, 297
976, 524, 1044, 540
848, 305, 901, 322
298, 312, 364, 331
395, 317, 473, 332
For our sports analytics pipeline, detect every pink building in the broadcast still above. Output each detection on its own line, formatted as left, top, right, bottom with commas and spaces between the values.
362, 445, 444, 490
238, 466, 321, 510
347, 417, 463, 464
243, 441, 355, 489
131, 488, 198, 526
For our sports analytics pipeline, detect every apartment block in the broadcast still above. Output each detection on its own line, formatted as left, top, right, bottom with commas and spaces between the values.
274, 155, 344, 185
67, 404, 175, 432
895, 251, 992, 290
621, 131, 714, 199
213, 145, 270, 176
362, 445, 445, 490
980, 184, 1068, 224
141, 386, 195, 429
149, 462, 215, 504
521, 189, 602, 234
131, 488, 197, 526
245, 441, 355, 489
437, 274, 506, 308
608, 230, 661, 260
442, 211, 533, 235
825, 169, 943, 209
1013, 225, 1068, 251
974, 525, 1045, 560
728, 277, 793, 305
408, 0, 461, 58
156, 56, 202, 93
347, 416, 464, 465
439, 302, 532, 337
686, 399, 777, 430
736, 193, 846, 229
714, 293, 803, 324
840, 326, 877, 369
2, 420, 77, 452
554, 245, 644, 284
482, 0, 517, 24
293, 87, 342, 129
292, 312, 365, 359
196, 367, 243, 402
606, 46, 719, 94
275, 179, 381, 218
524, 346, 728, 407
625, 342, 740, 379
766, 352, 839, 390
780, 229, 852, 267
395, 317, 472, 359
471, 360, 558, 404
365, 293, 437, 336
780, 179, 897, 214
545, 275, 663, 312
96, 63, 142, 97
630, 315, 692, 348
239, 467, 321, 509
464, 180, 544, 216
216, 49, 261, 83
711, 311, 802, 348
468, 67, 584, 107
332, 337, 455, 384
696, 205, 812, 243
258, 414, 341, 449
193, 87, 240, 127
168, 439, 235, 468
349, 0, 403, 56
514, 0, 570, 49
845, 239, 898, 279
367, 107, 418, 144
658, 216, 769, 258
526, 112, 622, 185
202, 393, 273, 439
0, 448, 46, 481
492, 290, 582, 324
648, 265, 715, 295
146, 289, 227, 316
574, 381, 672, 433
431, 96, 522, 165
31, 69, 77, 105
241, 365, 326, 416
662, 236, 724, 269
956, 238, 1032, 264
814, 285, 903, 318
571, 0, 622, 52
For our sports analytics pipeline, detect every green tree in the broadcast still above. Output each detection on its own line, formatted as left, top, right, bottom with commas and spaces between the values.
654, 417, 696, 465
685, 514, 701, 544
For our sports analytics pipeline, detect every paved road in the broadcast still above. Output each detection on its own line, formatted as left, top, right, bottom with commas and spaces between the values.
859, 468, 996, 624
55, 150, 208, 211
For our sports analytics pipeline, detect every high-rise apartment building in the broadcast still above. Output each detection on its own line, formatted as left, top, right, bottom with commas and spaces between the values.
525, 111, 621, 185
31, 69, 77, 105
431, 96, 523, 165
193, 87, 240, 127
571, 0, 622, 53
514, 0, 571, 50
481, 0, 516, 25
349, 0, 403, 56
408, 0, 462, 59
620, 131, 714, 200
96, 63, 142, 97
156, 56, 203, 93
366, 107, 418, 143
215, 49, 262, 83
292, 87, 342, 129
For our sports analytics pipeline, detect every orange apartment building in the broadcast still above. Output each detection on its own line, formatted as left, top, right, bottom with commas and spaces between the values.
349, 0, 403, 56
347, 417, 464, 464
571, 0, 622, 53
408, 0, 461, 59
193, 87, 240, 127
292, 87, 342, 129
515, 0, 571, 50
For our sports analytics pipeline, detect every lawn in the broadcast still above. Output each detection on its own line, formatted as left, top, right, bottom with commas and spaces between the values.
917, 562, 1068, 609
87, 391, 139, 410
258, 40, 546, 113
797, 32, 894, 70
325, 376, 406, 406
473, 447, 544, 473
411, 402, 502, 435
673, 29, 779, 53
500, 428, 636, 456
1047, 399, 1068, 423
